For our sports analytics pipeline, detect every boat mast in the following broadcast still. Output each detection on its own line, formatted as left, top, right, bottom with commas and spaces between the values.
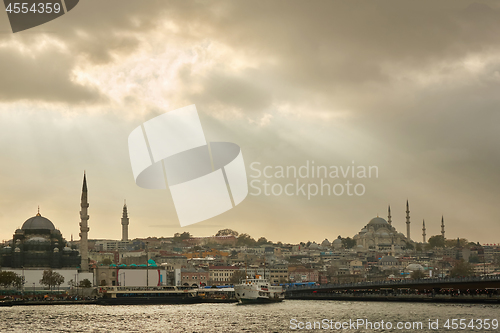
263, 256, 266, 280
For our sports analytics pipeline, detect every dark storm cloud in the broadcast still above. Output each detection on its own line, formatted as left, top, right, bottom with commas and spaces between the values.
0, 48, 101, 102
2, 1, 500, 106
1, 1, 500, 242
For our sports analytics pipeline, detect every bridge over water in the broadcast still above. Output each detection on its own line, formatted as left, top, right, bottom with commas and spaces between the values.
285, 276, 500, 304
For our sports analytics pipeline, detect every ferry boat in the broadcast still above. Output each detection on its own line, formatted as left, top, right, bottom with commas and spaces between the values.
97, 286, 201, 305
234, 277, 285, 304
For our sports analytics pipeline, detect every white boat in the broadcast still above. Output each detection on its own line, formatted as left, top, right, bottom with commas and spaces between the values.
234, 277, 285, 304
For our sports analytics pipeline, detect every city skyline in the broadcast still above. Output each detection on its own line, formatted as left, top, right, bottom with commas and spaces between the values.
1, 1, 500, 244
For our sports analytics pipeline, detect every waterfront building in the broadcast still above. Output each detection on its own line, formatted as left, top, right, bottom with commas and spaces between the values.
180, 268, 209, 286
288, 267, 319, 283
0, 209, 80, 269
208, 265, 238, 285
269, 264, 289, 284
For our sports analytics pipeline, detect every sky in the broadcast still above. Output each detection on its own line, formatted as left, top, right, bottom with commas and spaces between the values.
0, 0, 499, 245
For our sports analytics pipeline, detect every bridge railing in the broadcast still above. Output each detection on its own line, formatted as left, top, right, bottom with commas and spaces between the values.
285, 275, 500, 291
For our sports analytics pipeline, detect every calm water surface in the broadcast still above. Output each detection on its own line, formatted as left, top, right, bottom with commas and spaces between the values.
1, 301, 499, 332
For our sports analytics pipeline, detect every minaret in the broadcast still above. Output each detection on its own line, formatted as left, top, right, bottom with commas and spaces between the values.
422, 219, 426, 243
387, 205, 392, 226
405, 200, 411, 240
121, 200, 129, 241
441, 215, 445, 239
79, 172, 90, 271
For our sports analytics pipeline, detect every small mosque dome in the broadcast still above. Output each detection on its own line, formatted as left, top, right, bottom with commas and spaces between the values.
379, 255, 397, 263
406, 263, 424, 271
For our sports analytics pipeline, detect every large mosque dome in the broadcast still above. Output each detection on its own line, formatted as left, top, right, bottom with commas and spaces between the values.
368, 217, 388, 226
21, 213, 55, 230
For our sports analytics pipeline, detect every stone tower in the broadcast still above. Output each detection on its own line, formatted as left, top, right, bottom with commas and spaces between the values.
406, 200, 411, 241
422, 219, 426, 243
387, 205, 392, 226
441, 215, 445, 239
79, 172, 89, 271
121, 201, 129, 241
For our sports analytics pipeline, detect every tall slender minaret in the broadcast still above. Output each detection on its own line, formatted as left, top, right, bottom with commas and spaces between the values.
422, 219, 426, 243
387, 205, 392, 226
79, 172, 90, 271
441, 215, 445, 239
121, 200, 129, 241
406, 200, 411, 240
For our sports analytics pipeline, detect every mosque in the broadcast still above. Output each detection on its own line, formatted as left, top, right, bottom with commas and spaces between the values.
0, 173, 90, 271
353, 201, 415, 251
0, 210, 81, 268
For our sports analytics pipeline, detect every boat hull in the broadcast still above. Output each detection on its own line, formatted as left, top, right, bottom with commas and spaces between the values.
239, 297, 284, 304
97, 296, 202, 305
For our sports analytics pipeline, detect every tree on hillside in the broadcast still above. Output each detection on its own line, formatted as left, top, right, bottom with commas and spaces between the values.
428, 235, 445, 248
341, 237, 356, 249
229, 270, 247, 284
101, 258, 113, 266
173, 232, 192, 243
410, 270, 426, 280
40, 270, 64, 291
257, 237, 268, 245
449, 260, 474, 278
404, 241, 414, 250
215, 229, 239, 237
468, 256, 480, 263
445, 238, 469, 248
237, 233, 257, 247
